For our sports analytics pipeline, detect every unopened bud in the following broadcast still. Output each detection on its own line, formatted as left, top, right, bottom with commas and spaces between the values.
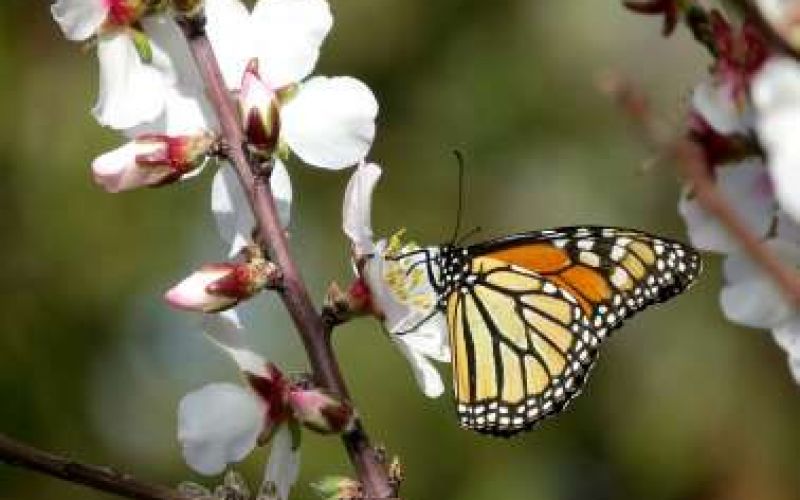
239, 59, 281, 157
311, 476, 363, 500
164, 260, 275, 313
92, 132, 214, 193
688, 112, 759, 168
246, 364, 292, 438
289, 389, 355, 434
104, 0, 149, 28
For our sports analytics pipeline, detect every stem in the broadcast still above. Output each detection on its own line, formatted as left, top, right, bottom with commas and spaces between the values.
0, 433, 187, 500
602, 74, 800, 306
177, 14, 396, 499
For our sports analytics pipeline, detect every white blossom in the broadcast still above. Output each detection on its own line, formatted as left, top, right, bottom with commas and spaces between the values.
343, 163, 450, 398
753, 57, 800, 224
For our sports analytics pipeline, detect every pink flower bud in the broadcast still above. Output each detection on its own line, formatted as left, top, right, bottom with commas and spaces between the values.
239, 59, 281, 157
710, 11, 769, 104
165, 261, 269, 313
92, 133, 214, 193
246, 364, 292, 439
104, 0, 148, 27
289, 388, 355, 435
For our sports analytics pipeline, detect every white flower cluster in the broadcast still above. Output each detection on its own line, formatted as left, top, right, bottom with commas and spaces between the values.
677, 7, 800, 383
51, 0, 447, 497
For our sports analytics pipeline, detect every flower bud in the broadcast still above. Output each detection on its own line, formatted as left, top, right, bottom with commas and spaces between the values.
311, 476, 362, 500
92, 133, 214, 193
104, 0, 149, 28
165, 260, 275, 313
289, 388, 355, 434
688, 112, 759, 168
239, 59, 281, 157
246, 363, 292, 438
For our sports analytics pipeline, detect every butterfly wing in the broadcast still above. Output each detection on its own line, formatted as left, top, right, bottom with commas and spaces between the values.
447, 256, 596, 436
469, 226, 702, 330
449, 226, 700, 436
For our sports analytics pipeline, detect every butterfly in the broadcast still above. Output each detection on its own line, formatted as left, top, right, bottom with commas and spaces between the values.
399, 225, 701, 437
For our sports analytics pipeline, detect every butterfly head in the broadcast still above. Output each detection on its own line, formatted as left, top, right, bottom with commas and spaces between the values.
433, 244, 471, 304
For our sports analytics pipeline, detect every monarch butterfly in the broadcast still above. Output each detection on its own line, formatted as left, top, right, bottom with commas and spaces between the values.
395, 225, 701, 437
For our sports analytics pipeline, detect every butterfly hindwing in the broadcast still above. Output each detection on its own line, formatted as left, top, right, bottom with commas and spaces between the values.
447, 256, 597, 436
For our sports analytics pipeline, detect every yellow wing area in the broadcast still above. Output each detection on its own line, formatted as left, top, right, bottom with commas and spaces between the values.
447, 256, 596, 436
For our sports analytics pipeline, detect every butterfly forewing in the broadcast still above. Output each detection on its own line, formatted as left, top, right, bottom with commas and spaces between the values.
470, 226, 702, 331
441, 226, 701, 436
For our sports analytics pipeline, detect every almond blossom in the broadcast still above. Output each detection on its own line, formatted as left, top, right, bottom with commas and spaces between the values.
51, 0, 190, 129
91, 132, 215, 192
343, 163, 451, 398
178, 311, 353, 498
679, 81, 773, 253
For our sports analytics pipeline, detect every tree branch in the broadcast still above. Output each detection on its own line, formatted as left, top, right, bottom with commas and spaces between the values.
176, 13, 396, 499
601, 74, 800, 306
0, 432, 188, 500
729, 0, 800, 59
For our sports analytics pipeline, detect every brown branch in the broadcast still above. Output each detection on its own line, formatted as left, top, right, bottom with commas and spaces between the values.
601, 74, 800, 306
176, 13, 396, 499
0, 433, 188, 500
729, 0, 800, 59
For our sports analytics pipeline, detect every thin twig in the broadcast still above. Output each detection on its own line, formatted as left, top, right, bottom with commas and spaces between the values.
602, 74, 800, 306
176, 13, 396, 499
0, 433, 188, 500
729, 0, 800, 59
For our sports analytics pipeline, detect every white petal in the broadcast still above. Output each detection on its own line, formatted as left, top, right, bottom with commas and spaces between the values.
772, 316, 800, 353
124, 86, 216, 137
272, 159, 293, 229
772, 316, 800, 384
343, 162, 381, 256
178, 383, 265, 476
754, 57, 800, 223
678, 160, 775, 253
719, 241, 800, 328
692, 79, 748, 133
92, 140, 165, 193
212, 163, 256, 257
205, 0, 253, 89
141, 15, 201, 89
202, 310, 268, 375
282, 76, 378, 169
252, 0, 333, 88
93, 32, 167, 129
51, 0, 107, 41
262, 425, 300, 500
398, 313, 451, 363
211, 161, 290, 256
392, 338, 445, 398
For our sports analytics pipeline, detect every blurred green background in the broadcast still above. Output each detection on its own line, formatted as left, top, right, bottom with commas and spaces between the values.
1, 1, 799, 499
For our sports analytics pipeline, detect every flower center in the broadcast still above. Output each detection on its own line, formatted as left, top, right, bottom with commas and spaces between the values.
381, 231, 436, 312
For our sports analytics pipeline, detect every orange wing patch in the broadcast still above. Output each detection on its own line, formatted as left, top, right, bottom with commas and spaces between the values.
487, 244, 570, 273
486, 243, 612, 313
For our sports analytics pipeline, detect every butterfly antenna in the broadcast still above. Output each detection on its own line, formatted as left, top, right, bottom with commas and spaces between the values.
456, 225, 483, 246
450, 149, 466, 244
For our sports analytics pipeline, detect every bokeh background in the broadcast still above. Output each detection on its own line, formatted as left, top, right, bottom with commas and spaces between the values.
2, 1, 799, 499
